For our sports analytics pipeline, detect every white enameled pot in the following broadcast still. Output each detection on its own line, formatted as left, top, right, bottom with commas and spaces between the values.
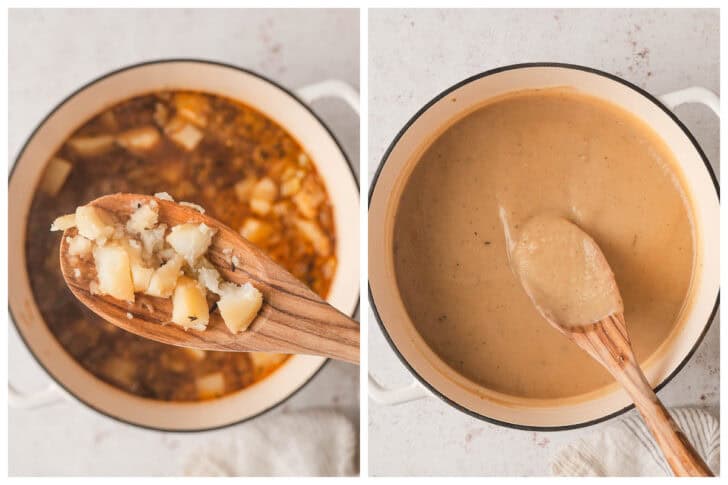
368, 63, 719, 430
9, 60, 360, 431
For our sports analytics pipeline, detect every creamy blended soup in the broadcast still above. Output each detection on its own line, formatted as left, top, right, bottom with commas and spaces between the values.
394, 88, 694, 399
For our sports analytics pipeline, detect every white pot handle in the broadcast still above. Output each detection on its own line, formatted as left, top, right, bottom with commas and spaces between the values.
9, 382, 67, 409
295, 79, 360, 116
299, 79, 424, 406
658, 86, 720, 117
369, 374, 431, 405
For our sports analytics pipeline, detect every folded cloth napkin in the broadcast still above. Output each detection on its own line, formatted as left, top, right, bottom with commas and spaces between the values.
183, 408, 358, 477
552, 407, 719, 476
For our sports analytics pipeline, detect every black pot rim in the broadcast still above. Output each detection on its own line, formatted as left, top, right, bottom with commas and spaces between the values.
368, 61, 719, 432
9, 57, 360, 433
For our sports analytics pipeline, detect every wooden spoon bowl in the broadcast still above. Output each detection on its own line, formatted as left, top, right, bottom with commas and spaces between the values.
59, 193, 359, 364
509, 215, 712, 476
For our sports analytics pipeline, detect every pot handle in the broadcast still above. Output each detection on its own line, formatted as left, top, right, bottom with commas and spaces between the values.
658, 86, 720, 117
369, 374, 431, 405
295, 79, 360, 116
9, 382, 66, 409
9, 311, 68, 409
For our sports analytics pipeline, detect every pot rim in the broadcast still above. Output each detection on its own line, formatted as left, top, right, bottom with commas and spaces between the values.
368, 61, 719, 432
9, 57, 360, 433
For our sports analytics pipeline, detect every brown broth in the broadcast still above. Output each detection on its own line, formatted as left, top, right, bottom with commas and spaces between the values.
27, 91, 337, 401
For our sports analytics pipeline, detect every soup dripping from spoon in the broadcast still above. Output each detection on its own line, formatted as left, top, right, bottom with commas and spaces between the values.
501, 210, 712, 477
55, 193, 359, 364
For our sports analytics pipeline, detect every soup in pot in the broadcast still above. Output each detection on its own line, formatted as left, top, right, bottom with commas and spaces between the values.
27, 91, 336, 401
394, 88, 694, 399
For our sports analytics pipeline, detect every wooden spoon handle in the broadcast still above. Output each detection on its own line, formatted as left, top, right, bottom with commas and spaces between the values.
573, 315, 712, 476
203, 231, 360, 364
249, 286, 360, 364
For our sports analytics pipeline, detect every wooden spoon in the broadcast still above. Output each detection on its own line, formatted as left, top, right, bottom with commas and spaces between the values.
58, 193, 359, 364
508, 214, 712, 476
568, 314, 711, 476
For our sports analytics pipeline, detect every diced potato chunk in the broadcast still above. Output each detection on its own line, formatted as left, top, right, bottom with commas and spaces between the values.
139, 225, 167, 259
116, 126, 161, 153
234, 177, 257, 203
67, 235, 92, 257
93, 243, 135, 302
50, 213, 76, 232
250, 353, 288, 376
120, 238, 142, 263
153, 103, 168, 127
145, 255, 184, 298
280, 166, 305, 197
171, 276, 209, 330
280, 177, 302, 197
67, 135, 115, 157
250, 178, 278, 216
131, 265, 154, 293
271, 201, 292, 219
250, 352, 287, 368
117, 239, 154, 292
197, 266, 222, 294
281, 165, 299, 181
250, 199, 272, 216
174, 92, 209, 127
196, 372, 225, 399
126, 203, 159, 234
166, 223, 216, 266
76, 206, 115, 243
294, 218, 331, 256
184, 348, 207, 361
239, 218, 273, 246
179, 201, 205, 213
252, 177, 277, 201
165, 116, 203, 151
40, 158, 73, 196
292, 179, 325, 219
154, 192, 175, 201
217, 282, 263, 333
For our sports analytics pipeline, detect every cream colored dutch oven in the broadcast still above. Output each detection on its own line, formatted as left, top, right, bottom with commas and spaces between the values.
369, 63, 719, 430
9, 59, 360, 431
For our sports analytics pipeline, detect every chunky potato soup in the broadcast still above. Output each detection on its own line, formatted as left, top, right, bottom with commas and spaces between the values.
27, 91, 337, 401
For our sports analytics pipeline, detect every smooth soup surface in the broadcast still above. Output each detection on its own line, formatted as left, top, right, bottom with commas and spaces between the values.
394, 88, 694, 399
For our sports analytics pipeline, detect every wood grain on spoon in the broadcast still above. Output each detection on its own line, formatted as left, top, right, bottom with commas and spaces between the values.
59, 193, 359, 364
570, 314, 712, 476
507, 213, 711, 477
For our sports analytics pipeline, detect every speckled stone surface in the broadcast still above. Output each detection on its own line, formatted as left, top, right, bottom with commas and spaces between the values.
9, 8, 359, 476
368, 8, 719, 476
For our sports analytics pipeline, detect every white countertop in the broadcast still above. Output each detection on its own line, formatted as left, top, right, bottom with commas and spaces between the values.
368, 8, 719, 476
8, 8, 360, 476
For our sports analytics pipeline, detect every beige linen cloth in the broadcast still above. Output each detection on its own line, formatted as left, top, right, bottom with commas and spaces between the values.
552, 407, 719, 476
183, 409, 357, 476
